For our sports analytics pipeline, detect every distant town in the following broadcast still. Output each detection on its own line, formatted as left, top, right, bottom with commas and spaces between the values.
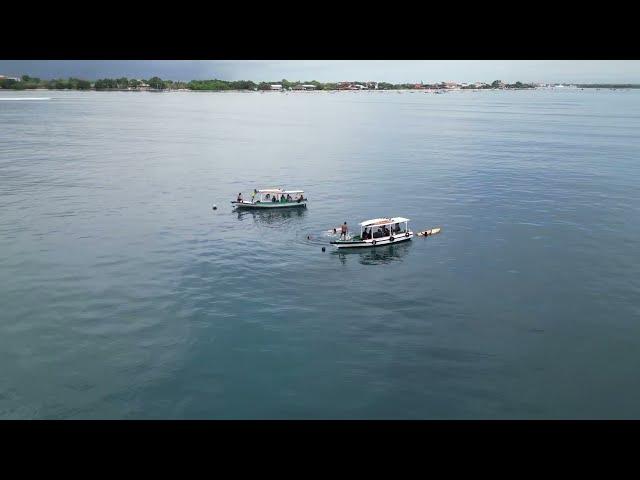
1, 75, 638, 92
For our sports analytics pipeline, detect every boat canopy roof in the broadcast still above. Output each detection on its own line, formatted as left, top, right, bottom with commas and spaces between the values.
256, 188, 304, 194
359, 217, 410, 227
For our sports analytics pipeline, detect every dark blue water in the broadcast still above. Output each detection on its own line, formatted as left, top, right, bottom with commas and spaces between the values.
1, 89, 639, 418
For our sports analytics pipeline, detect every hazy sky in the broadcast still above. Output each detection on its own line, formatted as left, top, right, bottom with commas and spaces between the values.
1, 60, 638, 83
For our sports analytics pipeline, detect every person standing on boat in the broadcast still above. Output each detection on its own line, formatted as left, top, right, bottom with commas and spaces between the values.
340, 222, 348, 240
237, 192, 243, 202
251, 189, 257, 203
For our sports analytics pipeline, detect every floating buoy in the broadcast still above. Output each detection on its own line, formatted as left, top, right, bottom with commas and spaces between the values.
322, 247, 326, 252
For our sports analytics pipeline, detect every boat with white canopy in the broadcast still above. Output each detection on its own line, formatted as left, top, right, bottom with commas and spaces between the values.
231, 188, 307, 209
330, 217, 413, 249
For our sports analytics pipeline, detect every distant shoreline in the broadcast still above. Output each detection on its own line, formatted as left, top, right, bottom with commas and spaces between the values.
2, 86, 639, 93
4, 75, 640, 93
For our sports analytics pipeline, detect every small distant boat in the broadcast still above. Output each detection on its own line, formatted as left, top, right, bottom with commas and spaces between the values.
231, 188, 307, 209
330, 217, 413, 249
417, 227, 441, 237
0, 97, 51, 101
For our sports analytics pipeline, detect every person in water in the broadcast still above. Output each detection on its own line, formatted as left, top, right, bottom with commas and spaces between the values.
340, 222, 348, 240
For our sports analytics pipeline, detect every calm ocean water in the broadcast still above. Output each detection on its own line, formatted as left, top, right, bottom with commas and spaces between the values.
1, 89, 639, 419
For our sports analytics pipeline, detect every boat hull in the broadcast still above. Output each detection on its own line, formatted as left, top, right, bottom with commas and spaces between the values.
331, 232, 413, 249
231, 201, 307, 209
417, 227, 441, 237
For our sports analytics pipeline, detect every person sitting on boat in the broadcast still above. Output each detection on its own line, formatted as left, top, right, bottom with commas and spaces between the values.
265, 194, 270, 201
362, 228, 370, 240
272, 195, 277, 203
237, 193, 243, 202
280, 195, 286, 203
382, 226, 390, 237
393, 223, 400, 234
340, 222, 348, 240
286, 194, 292, 202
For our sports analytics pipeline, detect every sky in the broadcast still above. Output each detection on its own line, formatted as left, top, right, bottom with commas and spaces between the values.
1, 60, 639, 84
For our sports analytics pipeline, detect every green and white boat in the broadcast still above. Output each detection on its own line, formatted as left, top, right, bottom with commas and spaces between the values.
330, 217, 413, 249
231, 188, 307, 209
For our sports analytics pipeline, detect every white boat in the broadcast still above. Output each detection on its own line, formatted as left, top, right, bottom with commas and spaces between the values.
231, 188, 307, 209
417, 227, 441, 237
330, 217, 413, 249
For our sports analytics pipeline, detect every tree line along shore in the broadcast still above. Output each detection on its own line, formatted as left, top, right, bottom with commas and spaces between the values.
1, 75, 639, 92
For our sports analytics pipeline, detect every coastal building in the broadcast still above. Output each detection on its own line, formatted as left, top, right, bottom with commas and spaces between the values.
291, 84, 317, 91
338, 82, 364, 90
0, 75, 21, 82
442, 82, 459, 89
125, 80, 150, 91
270, 84, 283, 91
338, 81, 375, 90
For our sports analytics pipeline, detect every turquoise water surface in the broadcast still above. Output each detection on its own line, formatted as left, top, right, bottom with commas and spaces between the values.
1, 89, 639, 418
